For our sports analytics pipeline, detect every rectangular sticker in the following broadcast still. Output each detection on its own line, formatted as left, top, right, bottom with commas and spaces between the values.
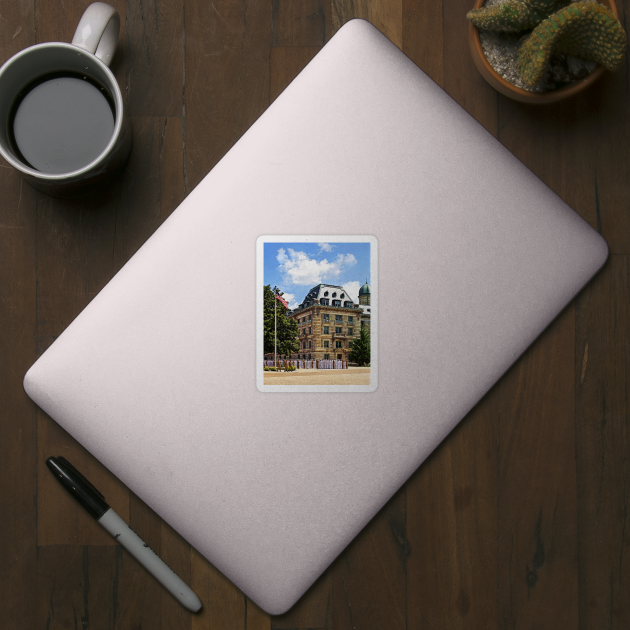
256, 236, 377, 392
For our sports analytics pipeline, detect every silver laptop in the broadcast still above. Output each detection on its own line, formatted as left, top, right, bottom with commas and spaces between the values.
24, 19, 607, 614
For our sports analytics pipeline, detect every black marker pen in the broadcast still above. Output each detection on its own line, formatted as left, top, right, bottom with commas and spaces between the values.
46, 456, 202, 612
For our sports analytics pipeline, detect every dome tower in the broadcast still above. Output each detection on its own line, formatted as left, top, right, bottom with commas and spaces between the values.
358, 280, 371, 306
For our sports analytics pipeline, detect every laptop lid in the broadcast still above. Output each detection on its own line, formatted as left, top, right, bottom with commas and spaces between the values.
24, 19, 607, 614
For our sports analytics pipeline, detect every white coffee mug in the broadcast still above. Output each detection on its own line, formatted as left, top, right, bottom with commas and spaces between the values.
0, 2, 132, 197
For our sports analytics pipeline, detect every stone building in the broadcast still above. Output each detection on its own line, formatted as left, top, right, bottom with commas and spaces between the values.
281, 283, 372, 362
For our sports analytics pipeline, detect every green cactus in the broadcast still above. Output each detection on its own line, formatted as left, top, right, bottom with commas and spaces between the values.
467, 0, 568, 33
517, 1, 627, 85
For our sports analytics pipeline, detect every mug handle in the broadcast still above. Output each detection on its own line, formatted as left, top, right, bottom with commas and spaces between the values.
71, 2, 120, 67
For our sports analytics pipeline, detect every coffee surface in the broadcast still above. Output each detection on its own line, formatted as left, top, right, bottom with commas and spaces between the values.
12, 74, 115, 174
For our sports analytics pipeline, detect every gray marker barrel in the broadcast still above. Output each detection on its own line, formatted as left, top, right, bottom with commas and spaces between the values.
98, 508, 202, 612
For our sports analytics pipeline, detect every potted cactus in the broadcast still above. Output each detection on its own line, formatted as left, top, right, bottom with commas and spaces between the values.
467, 0, 627, 102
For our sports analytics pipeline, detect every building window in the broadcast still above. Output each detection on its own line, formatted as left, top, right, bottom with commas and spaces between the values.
333, 300, 341, 307
332, 292, 337, 297
309, 327, 311, 334
335, 341, 342, 348
324, 353, 329, 359
335, 327, 342, 334
323, 314, 330, 322
335, 315, 342, 322
308, 353, 311, 359
324, 291, 328, 296
309, 341, 312, 348
320, 298, 329, 306
324, 326, 329, 334
308, 315, 311, 321
348, 328, 353, 336
344, 301, 352, 307
348, 316, 354, 323
324, 341, 329, 348
340, 293, 345, 299
349, 340, 353, 348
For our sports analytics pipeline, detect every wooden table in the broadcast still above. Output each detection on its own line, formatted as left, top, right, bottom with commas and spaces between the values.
1, 1, 628, 628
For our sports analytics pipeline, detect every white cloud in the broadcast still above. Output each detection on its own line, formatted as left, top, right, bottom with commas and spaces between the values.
277, 248, 357, 286
340, 281, 361, 304
318, 242, 333, 253
280, 292, 299, 310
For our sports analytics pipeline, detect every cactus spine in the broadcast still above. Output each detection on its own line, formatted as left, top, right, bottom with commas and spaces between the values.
517, 1, 627, 85
467, 0, 568, 33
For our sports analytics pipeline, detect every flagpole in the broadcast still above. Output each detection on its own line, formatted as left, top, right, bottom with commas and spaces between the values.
274, 290, 277, 368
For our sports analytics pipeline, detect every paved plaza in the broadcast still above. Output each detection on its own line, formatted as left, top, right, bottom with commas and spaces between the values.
263, 366, 371, 386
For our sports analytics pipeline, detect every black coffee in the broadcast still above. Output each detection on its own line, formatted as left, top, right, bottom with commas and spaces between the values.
10, 73, 115, 174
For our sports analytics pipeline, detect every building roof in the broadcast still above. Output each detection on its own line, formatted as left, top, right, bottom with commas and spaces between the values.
290, 283, 359, 314
359, 281, 371, 295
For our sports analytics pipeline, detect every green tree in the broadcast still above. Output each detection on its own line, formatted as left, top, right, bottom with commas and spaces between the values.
263, 285, 299, 356
349, 326, 370, 366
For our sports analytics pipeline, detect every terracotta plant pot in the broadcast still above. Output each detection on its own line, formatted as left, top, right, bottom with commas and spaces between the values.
468, 0, 619, 103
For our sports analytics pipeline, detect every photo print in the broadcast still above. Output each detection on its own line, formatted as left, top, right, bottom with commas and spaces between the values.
256, 235, 377, 393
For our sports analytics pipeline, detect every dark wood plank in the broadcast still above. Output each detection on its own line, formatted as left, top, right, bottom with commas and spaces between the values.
582, 72, 630, 254
270, 47, 321, 103
495, 74, 630, 257
271, 573, 332, 629
36, 545, 119, 630
0, 5, 39, 629
271, 0, 331, 46
37, 415, 129, 546
0, 0, 36, 55
107, 494, 192, 629
330, 486, 407, 630
112, 116, 185, 270
190, 549, 248, 630
576, 256, 630, 629
407, 393, 499, 629
0, 134, 38, 630
331, 0, 402, 48
189, 559, 270, 630
443, 0, 498, 132
402, 0, 444, 88
497, 305, 578, 628
184, 0, 272, 192
125, 0, 183, 117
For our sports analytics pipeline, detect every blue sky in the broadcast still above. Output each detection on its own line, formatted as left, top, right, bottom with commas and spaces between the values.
264, 241, 371, 309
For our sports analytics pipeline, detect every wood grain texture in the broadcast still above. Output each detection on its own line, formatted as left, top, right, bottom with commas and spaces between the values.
1, 0, 629, 627
331, 486, 408, 630
270, 47, 322, 103
125, 0, 184, 117
113, 495, 193, 629
271, 573, 332, 629
407, 393, 498, 629
403, 0, 444, 88
0, 6, 38, 629
443, 0, 497, 132
184, 0, 271, 191
497, 305, 579, 629
332, 0, 403, 48
576, 256, 630, 629
36, 546, 119, 630
271, 0, 331, 46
